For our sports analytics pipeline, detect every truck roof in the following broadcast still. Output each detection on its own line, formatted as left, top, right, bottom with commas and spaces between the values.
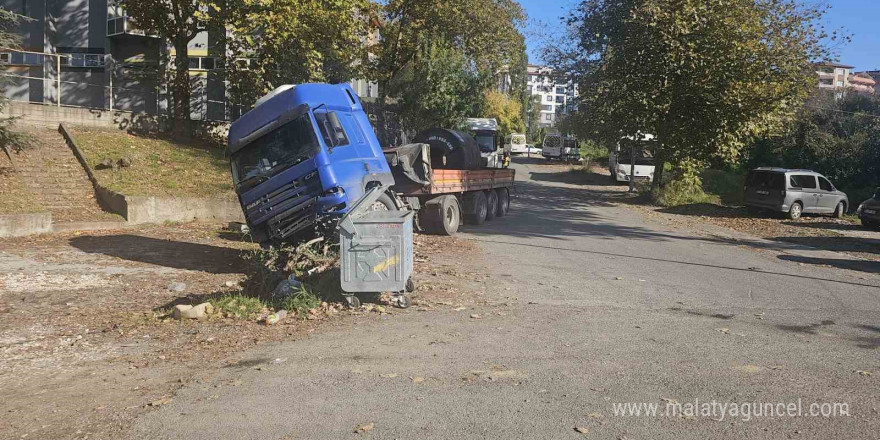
228, 83, 363, 154
466, 118, 498, 132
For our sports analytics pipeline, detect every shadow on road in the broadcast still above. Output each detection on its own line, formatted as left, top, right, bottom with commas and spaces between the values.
462, 236, 880, 290
775, 236, 880, 258
777, 254, 880, 274
70, 235, 247, 274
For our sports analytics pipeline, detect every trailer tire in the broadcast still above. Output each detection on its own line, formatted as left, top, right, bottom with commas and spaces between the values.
485, 190, 498, 221
422, 195, 460, 235
495, 188, 510, 217
463, 191, 488, 225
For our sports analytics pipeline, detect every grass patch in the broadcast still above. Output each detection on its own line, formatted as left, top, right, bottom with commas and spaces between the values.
70, 126, 233, 198
277, 285, 322, 318
0, 165, 41, 214
213, 293, 266, 319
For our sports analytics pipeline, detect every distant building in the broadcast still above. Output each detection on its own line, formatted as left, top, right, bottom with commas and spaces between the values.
859, 71, 880, 95
526, 64, 577, 128
815, 62, 876, 97
849, 72, 877, 95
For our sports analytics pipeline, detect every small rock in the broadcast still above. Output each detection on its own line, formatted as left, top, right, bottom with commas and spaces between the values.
574, 426, 589, 434
855, 370, 872, 376
167, 282, 186, 292
614, 277, 623, 280
225, 280, 238, 288
96, 158, 113, 170
411, 376, 425, 383
172, 303, 213, 320
470, 314, 482, 319
117, 157, 132, 168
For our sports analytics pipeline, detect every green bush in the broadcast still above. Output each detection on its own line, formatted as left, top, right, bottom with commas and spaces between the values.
579, 139, 608, 160
653, 179, 720, 207
213, 293, 266, 319
278, 285, 323, 317
700, 169, 745, 205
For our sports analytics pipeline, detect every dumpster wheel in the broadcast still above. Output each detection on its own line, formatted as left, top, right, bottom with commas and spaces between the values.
395, 294, 411, 309
345, 295, 361, 309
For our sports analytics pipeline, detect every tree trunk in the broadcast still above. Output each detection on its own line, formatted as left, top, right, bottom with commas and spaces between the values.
376, 80, 389, 147
171, 38, 192, 136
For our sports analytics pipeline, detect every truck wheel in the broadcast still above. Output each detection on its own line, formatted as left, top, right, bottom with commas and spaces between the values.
485, 190, 498, 221
495, 188, 510, 217
370, 192, 397, 211
463, 191, 488, 225
423, 195, 460, 235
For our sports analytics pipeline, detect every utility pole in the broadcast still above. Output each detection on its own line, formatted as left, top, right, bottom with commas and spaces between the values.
628, 141, 636, 193
56, 53, 61, 107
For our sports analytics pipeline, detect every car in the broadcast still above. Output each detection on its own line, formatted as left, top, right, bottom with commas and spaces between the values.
744, 168, 848, 220
856, 187, 880, 230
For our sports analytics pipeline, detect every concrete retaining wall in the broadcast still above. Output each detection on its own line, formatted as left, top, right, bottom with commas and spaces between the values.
0, 213, 53, 238
58, 123, 243, 225
125, 196, 243, 225
1, 101, 147, 129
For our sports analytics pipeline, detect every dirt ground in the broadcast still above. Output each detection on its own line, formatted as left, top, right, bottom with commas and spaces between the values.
529, 159, 880, 263
0, 223, 481, 439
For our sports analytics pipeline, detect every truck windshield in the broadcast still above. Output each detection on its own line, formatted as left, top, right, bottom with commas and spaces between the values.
231, 113, 318, 191
474, 133, 496, 153
617, 146, 654, 165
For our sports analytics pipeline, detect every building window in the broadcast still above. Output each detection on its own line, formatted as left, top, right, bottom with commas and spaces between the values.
544, 114, 552, 122
541, 105, 552, 111
836, 80, 844, 87
545, 95, 552, 102
555, 96, 564, 103
556, 87, 565, 94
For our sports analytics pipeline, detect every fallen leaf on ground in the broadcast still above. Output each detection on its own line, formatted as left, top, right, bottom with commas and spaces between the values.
574, 426, 590, 434
470, 314, 482, 319
855, 370, 872, 376
148, 397, 173, 406
355, 422, 374, 434
660, 398, 678, 404
379, 373, 398, 378
716, 328, 730, 334
453, 306, 467, 311
411, 376, 425, 383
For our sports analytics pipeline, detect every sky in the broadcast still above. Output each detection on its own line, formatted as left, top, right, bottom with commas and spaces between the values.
519, 0, 880, 72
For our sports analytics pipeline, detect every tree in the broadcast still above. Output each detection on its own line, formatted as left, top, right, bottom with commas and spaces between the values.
0, 9, 30, 163
368, 0, 526, 143
221, 0, 369, 114
388, 38, 487, 133
546, 0, 837, 189
526, 94, 542, 142
116, 0, 219, 132
484, 90, 525, 140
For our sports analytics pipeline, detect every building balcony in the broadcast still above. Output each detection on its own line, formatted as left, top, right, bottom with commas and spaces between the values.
107, 16, 157, 38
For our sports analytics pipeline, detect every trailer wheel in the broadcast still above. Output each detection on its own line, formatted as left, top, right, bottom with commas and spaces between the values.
423, 195, 460, 235
495, 188, 510, 217
485, 190, 498, 221
463, 191, 488, 225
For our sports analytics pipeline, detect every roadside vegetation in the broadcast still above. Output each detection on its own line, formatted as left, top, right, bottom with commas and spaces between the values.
71, 127, 233, 198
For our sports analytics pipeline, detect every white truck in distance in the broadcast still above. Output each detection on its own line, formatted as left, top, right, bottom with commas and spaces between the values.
542, 134, 563, 159
609, 134, 657, 183
506, 133, 528, 154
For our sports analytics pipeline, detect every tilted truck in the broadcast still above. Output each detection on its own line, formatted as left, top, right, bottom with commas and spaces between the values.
227, 83, 514, 245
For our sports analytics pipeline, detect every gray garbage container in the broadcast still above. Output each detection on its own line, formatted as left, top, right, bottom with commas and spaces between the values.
339, 209, 413, 296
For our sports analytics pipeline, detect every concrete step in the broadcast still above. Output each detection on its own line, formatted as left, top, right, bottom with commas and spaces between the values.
52, 221, 127, 232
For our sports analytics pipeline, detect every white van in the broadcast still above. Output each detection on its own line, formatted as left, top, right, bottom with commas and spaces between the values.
609, 134, 656, 183
506, 133, 528, 154
542, 134, 563, 159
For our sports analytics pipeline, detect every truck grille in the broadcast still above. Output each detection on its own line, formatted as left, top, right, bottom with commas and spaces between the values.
246, 172, 321, 239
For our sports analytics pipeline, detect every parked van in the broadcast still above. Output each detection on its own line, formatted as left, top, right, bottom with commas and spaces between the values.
744, 168, 848, 220
609, 134, 656, 182
507, 133, 528, 154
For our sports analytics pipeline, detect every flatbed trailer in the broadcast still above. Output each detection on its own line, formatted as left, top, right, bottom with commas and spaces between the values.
384, 144, 515, 235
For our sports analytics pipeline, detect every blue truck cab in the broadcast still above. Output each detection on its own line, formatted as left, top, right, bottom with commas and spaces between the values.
227, 83, 394, 244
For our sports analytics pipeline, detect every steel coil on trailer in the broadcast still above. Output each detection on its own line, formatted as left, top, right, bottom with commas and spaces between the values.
413, 128, 482, 170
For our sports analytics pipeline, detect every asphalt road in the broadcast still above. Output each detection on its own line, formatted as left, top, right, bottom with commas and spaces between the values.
131, 158, 880, 439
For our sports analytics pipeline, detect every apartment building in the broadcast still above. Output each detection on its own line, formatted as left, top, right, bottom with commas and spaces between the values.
526, 64, 576, 128
815, 62, 877, 96
0, 0, 234, 120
